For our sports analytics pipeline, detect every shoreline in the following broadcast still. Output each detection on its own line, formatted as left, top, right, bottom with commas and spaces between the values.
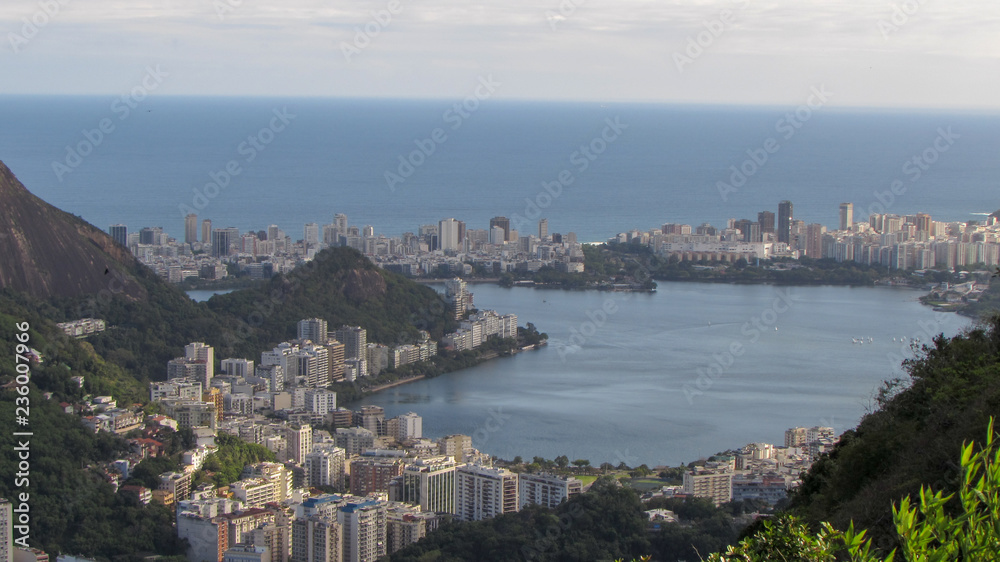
345, 341, 547, 404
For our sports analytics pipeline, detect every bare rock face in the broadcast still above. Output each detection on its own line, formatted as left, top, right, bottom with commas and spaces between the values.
342, 268, 387, 302
0, 160, 145, 300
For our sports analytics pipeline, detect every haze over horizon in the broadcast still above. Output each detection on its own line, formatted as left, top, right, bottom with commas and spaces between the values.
2, 0, 999, 110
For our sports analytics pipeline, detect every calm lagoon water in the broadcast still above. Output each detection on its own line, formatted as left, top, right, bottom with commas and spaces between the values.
355, 282, 972, 467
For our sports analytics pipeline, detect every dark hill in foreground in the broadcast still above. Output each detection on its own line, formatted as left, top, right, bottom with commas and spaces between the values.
0, 160, 145, 301
790, 313, 1000, 552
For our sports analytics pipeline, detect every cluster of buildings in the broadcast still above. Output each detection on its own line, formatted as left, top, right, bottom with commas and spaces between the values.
616, 201, 1000, 271
110, 213, 587, 284
55, 318, 106, 338
645, 426, 837, 507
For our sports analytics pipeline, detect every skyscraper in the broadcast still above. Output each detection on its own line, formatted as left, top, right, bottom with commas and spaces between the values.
334, 214, 348, 235
839, 203, 854, 231
298, 318, 329, 344
455, 464, 519, 522
109, 224, 128, 247
212, 228, 239, 257
437, 218, 461, 252
778, 201, 793, 245
338, 500, 387, 562
202, 219, 212, 244
335, 326, 367, 360
538, 219, 548, 240
304, 223, 320, 246
185, 213, 198, 244
757, 211, 775, 234
489, 217, 510, 242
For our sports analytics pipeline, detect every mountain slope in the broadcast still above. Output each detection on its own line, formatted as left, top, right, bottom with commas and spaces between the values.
790, 314, 1000, 552
0, 160, 144, 300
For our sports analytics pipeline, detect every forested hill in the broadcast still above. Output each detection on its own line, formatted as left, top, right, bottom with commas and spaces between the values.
58, 245, 457, 386
789, 313, 1000, 552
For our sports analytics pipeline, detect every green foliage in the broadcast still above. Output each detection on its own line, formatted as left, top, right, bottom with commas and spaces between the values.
202, 433, 276, 487
790, 313, 1000, 550
0, 393, 185, 559
711, 420, 1000, 561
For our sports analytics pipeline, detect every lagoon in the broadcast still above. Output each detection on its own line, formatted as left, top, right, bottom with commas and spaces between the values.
354, 282, 973, 467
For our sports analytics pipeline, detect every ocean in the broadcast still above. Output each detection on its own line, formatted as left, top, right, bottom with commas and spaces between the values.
1, 96, 998, 241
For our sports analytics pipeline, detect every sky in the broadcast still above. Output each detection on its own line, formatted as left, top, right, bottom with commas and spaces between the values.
2, 0, 999, 109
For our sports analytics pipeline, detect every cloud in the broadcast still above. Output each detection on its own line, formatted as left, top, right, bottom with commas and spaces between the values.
2, 0, 999, 108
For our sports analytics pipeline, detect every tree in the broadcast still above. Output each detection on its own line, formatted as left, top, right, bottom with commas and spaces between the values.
572, 459, 591, 468
710, 420, 1000, 561
555, 455, 569, 468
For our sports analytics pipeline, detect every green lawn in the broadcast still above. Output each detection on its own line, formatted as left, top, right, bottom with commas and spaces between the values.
576, 475, 599, 487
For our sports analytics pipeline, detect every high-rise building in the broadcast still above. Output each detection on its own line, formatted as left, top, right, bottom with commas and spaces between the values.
335, 326, 367, 361
916, 213, 932, 233
338, 500, 387, 562
185, 213, 198, 244
489, 216, 510, 242
386, 507, 437, 555
362, 225, 374, 238
778, 200, 793, 245
438, 434, 472, 463
138, 227, 161, 245
757, 211, 775, 235
455, 464, 519, 522
806, 223, 826, 259
286, 424, 313, 464
292, 515, 341, 562
683, 466, 733, 506
334, 427, 375, 457
109, 224, 128, 247
357, 406, 385, 436
839, 203, 854, 231
334, 214, 348, 236
305, 447, 346, 489
538, 219, 548, 240
212, 228, 237, 257
304, 223, 320, 246
0, 498, 12, 562
298, 319, 329, 344
444, 279, 468, 321
437, 218, 461, 251
185, 342, 215, 381
202, 219, 212, 244
518, 473, 582, 510
400, 457, 458, 514
297, 344, 330, 388
221, 358, 253, 378
350, 456, 405, 496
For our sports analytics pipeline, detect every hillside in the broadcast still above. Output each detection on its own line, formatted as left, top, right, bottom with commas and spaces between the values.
0, 161, 145, 301
789, 313, 1000, 552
